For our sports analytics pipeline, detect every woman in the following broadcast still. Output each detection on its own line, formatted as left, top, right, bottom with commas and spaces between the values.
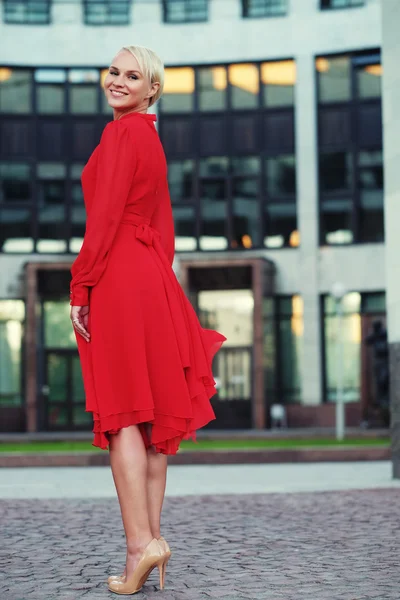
69, 45, 226, 595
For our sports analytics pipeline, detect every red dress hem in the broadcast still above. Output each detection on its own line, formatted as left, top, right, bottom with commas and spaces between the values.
91, 333, 225, 455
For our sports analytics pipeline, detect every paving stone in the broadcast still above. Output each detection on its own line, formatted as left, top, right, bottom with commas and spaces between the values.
1, 489, 399, 600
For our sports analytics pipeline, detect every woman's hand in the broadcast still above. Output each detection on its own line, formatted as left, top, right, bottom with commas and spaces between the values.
70, 305, 90, 342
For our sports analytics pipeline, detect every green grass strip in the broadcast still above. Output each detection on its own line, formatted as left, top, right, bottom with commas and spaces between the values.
0, 437, 390, 454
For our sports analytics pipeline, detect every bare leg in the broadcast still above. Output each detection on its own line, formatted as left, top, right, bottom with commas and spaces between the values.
109, 425, 154, 580
145, 424, 168, 539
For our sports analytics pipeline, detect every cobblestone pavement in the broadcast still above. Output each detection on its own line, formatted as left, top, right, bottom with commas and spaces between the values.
1, 489, 400, 600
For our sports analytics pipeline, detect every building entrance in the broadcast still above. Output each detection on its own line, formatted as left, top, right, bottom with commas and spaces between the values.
24, 257, 275, 434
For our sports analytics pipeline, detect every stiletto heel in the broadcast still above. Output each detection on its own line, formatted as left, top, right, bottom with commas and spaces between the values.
158, 535, 171, 589
157, 562, 164, 590
107, 538, 163, 595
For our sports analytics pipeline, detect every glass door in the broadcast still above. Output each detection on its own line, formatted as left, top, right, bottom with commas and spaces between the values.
197, 289, 253, 428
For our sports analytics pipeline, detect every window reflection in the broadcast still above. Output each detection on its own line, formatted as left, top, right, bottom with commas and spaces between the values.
264, 202, 297, 248
0, 163, 31, 203
321, 198, 353, 245
199, 156, 229, 177
70, 181, 85, 252
359, 150, 384, 242
168, 160, 194, 201
278, 295, 303, 403
37, 162, 67, 253
319, 152, 353, 192
4, 0, 50, 24
84, 1, 131, 25
266, 155, 296, 196
70, 85, 98, 114
233, 177, 260, 248
229, 63, 259, 109
44, 301, 77, 349
0, 300, 24, 407
317, 56, 351, 102
261, 60, 295, 107
0, 207, 34, 252
324, 292, 361, 403
232, 156, 260, 176
198, 67, 227, 111
173, 205, 197, 251
37, 85, 65, 114
357, 64, 382, 99
0, 68, 31, 113
200, 180, 228, 250
162, 67, 195, 112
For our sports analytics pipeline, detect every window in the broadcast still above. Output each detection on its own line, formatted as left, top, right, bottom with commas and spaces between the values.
321, 0, 364, 9
83, 0, 131, 25
323, 292, 361, 403
198, 67, 227, 111
0, 163, 33, 253
159, 59, 297, 251
232, 157, 261, 249
242, 0, 288, 18
0, 301, 25, 408
317, 51, 383, 245
162, 68, 195, 113
322, 291, 386, 405
263, 295, 303, 406
261, 60, 295, 107
199, 157, 229, 250
37, 163, 67, 253
229, 64, 259, 110
0, 69, 31, 113
163, 0, 208, 24
3, 0, 51, 24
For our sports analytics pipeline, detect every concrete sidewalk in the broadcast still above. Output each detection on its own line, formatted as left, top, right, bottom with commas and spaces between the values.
0, 460, 399, 499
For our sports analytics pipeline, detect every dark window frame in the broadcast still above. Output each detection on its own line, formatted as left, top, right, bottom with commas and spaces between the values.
321, 291, 386, 404
162, 0, 209, 24
3, 0, 52, 25
320, 0, 365, 10
264, 294, 303, 407
242, 0, 288, 19
316, 49, 382, 247
83, 0, 132, 26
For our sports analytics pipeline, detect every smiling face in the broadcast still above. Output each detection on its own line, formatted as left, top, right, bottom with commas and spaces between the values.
103, 49, 160, 119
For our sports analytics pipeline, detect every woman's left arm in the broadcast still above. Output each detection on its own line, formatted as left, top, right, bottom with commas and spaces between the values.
70, 120, 136, 306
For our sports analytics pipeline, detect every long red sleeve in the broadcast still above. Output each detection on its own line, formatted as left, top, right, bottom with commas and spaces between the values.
70, 120, 136, 306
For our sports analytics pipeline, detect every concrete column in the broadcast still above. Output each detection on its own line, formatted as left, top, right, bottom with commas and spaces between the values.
381, 0, 400, 478
294, 53, 323, 406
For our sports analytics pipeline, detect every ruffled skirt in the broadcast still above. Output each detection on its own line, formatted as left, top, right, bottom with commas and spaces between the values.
74, 217, 226, 455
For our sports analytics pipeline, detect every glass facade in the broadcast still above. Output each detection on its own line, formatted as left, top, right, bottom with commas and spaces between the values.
161, 59, 297, 251
0, 59, 296, 254
0, 66, 113, 253
316, 51, 383, 245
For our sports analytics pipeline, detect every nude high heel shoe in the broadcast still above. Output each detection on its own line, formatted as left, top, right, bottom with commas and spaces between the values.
107, 538, 164, 595
108, 536, 171, 586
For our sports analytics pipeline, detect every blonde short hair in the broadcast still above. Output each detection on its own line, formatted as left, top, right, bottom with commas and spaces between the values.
121, 45, 164, 107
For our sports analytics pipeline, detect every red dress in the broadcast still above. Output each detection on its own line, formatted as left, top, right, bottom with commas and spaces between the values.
70, 112, 226, 454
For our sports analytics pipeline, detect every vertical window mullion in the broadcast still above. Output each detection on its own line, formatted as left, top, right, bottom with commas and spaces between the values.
350, 61, 359, 243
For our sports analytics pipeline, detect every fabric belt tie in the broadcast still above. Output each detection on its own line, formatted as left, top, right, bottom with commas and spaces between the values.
120, 214, 161, 246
